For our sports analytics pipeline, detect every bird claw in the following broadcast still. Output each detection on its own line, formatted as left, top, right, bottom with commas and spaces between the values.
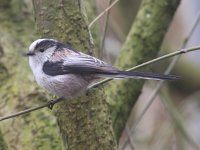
47, 100, 55, 110
86, 89, 90, 96
47, 97, 64, 110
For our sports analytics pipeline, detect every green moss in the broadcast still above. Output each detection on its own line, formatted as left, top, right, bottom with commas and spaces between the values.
0, 0, 62, 149
106, 0, 180, 140
54, 89, 117, 149
33, 0, 117, 149
0, 130, 8, 150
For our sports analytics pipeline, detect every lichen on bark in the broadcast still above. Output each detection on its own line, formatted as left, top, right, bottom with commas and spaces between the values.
105, 0, 180, 141
33, 0, 117, 149
0, 130, 8, 150
0, 0, 62, 149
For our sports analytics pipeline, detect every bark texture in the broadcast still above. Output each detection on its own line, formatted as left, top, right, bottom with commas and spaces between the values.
0, 130, 8, 150
106, 0, 180, 140
33, 0, 117, 149
0, 1, 62, 149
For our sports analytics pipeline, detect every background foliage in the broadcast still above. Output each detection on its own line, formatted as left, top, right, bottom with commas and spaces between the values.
0, 0, 200, 150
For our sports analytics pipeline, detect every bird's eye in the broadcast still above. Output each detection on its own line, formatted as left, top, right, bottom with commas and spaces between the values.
39, 49, 45, 52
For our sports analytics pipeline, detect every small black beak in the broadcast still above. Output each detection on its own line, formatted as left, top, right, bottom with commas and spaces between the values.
26, 52, 35, 56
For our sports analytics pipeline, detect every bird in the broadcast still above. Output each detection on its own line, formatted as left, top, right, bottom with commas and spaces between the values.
27, 39, 178, 101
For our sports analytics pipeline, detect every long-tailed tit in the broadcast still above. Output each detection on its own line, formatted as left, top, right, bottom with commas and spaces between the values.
27, 39, 178, 99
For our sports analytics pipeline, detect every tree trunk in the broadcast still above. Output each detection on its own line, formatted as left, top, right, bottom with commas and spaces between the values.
33, 0, 117, 149
106, 0, 180, 141
0, 0, 181, 149
0, 1, 62, 149
0, 130, 8, 150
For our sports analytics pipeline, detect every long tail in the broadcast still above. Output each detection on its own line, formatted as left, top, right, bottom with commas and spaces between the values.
114, 71, 179, 81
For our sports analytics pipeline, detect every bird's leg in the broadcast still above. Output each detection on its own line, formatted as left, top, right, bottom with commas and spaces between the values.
85, 88, 91, 96
47, 97, 64, 110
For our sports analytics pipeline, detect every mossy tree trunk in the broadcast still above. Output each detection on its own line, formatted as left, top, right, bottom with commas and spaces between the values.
33, 0, 117, 149
0, 0, 62, 149
0, 0, 181, 149
106, 0, 180, 141
0, 130, 8, 150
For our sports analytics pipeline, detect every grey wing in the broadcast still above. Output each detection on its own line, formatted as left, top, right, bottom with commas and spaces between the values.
43, 53, 119, 76
43, 53, 179, 81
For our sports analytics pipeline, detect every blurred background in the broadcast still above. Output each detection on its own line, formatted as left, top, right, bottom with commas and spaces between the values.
95, 0, 200, 149
0, 0, 200, 149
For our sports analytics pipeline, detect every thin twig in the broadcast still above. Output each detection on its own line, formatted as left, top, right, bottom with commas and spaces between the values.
160, 92, 200, 150
88, 46, 200, 89
125, 125, 135, 150
182, 12, 200, 48
99, 0, 113, 59
88, 0, 119, 29
0, 104, 48, 121
0, 97, 63, 121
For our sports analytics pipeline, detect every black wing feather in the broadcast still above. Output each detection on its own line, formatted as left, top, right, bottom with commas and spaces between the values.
42, 54, 179, 81
118, 71, 179, 80
43, 61, 118, 76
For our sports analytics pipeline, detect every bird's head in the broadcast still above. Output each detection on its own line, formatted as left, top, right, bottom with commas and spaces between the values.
27, 39, 58, 65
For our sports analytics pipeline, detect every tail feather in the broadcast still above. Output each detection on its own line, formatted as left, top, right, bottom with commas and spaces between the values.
116, 71, 179, 81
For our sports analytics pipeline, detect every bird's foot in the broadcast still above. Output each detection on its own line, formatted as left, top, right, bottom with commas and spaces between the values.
85, 88, 91, 96
47, 97, 64, 110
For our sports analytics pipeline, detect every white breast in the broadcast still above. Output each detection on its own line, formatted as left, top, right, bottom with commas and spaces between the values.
29, 57, 91, 98
33, 67, 90, 98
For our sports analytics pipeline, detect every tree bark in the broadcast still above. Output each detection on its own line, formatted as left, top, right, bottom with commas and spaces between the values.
0, 130, 8, 150
33, 0, 117, 149
106, 0, 180, 141
0, 1, 62, 149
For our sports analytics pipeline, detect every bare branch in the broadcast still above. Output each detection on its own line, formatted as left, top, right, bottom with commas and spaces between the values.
0, 104, 48, 121
88, 0, 119, 28
125, 125, 135, 150
99, 0, 113, 58
88, 46, 200, 89
0, 97, 63, 121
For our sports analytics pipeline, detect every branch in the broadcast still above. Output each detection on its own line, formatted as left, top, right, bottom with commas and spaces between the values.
99, 0, 113, 58
0, 97, 63, 121
88, 0, 119, 28
88, 46, 200, 89
0, 46, 200, 122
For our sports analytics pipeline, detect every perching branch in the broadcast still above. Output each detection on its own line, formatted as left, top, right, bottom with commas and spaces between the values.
0, 103, 47, 122
0, 45, 200, 122
88, 46, 200, 89
0, 98, 63, 121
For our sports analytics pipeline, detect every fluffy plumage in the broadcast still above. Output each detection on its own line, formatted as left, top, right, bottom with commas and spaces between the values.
27, 39, 178, 98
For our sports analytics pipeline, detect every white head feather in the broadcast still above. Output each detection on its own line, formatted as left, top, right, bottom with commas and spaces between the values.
28, 38, 57, 70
